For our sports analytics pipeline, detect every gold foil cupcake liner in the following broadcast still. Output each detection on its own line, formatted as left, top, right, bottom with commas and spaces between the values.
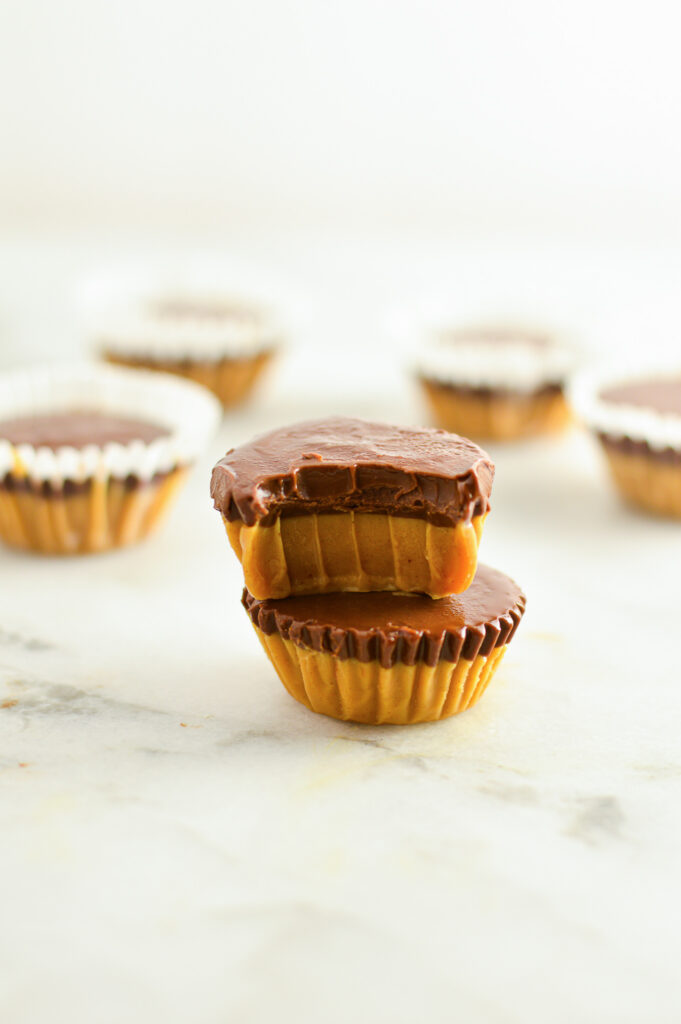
255, 630, 507, 724
225, 510, 487, 600
421, 380, 571, 441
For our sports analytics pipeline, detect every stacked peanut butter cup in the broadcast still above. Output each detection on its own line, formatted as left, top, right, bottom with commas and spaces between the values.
211, 418, 525, 724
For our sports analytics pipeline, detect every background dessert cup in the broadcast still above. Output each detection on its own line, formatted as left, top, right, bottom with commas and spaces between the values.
573, 366, 681, 518
211, 417, 494, 599
242, 564, 526, 724
0, 363, 220, 554
86, 279, 282, 408
415, 325, 577, 441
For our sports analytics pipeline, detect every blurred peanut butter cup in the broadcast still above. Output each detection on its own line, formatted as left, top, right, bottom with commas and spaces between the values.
0, 364, 220, 555
415, 325, 576, 441
575, 368, 681, 518
97, 291, 281, 409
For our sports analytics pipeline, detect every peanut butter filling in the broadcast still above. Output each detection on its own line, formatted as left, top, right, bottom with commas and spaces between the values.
226, 511, 486, 599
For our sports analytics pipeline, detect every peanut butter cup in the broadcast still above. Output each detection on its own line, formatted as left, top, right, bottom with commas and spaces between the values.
0, 364, 220, 555
211, 417, 494, 599
243, 563, 526, 724
576, 370, 681, 518
416, 326, 575, 441
99, 292, 280, 409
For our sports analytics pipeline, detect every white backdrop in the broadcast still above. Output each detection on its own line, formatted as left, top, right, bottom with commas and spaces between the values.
2, 0, 681, 238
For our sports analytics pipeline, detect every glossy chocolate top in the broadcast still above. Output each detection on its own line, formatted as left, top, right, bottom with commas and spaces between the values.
599, 376, 681, 416
211, 417, 494, 526
0, 411, 170, 449
243, 563, 525, 668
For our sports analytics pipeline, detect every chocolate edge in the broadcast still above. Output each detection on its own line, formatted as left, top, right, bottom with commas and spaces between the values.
211, 458, 494, 527
598, 432, 681, 465
242, 588, 527, 670
0, 468, 178, 498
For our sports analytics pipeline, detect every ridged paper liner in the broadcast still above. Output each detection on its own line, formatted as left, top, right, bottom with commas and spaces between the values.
107, 350, 273, 409
254, 631, 509, 724
85, 276, 283, 362
0, 363, 221, 487
0, 468, 188, 554
243, 577, 525, 668
414, 325, 579, 394
601, 446, 681, 519
571, 362, 681, 454
0, 363, 220, 553
420, 379, 572, 441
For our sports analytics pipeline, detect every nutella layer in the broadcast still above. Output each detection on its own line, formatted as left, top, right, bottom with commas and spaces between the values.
243, 563, 525, 669
0, 411, 170, 449
211, 417, 494, 527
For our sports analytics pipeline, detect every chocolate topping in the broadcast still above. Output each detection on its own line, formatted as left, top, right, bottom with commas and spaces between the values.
597, 433, 681, 465
599, 376, 681, 416
211, 417, 494, 526
0, 411, 170, 449
243, 563, 525, 669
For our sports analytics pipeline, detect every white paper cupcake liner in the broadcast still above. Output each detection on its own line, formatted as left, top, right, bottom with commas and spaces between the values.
571, 361, 681, 453
0, 363, 222, 487
414, 324, 579, 393
79, 267, 283, 362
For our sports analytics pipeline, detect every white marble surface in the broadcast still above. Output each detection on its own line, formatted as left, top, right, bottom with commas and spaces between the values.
1, 233, 681, 1024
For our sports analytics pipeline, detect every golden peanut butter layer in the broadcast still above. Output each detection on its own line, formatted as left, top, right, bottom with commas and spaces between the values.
0, 468, 186, 554
421, 380, 571, 442
106, 351, 273, 408
256, 632, 507, 724
226, 511, 486, 599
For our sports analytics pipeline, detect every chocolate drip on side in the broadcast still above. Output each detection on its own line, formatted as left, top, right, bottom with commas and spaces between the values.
243, 564, 526, 669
